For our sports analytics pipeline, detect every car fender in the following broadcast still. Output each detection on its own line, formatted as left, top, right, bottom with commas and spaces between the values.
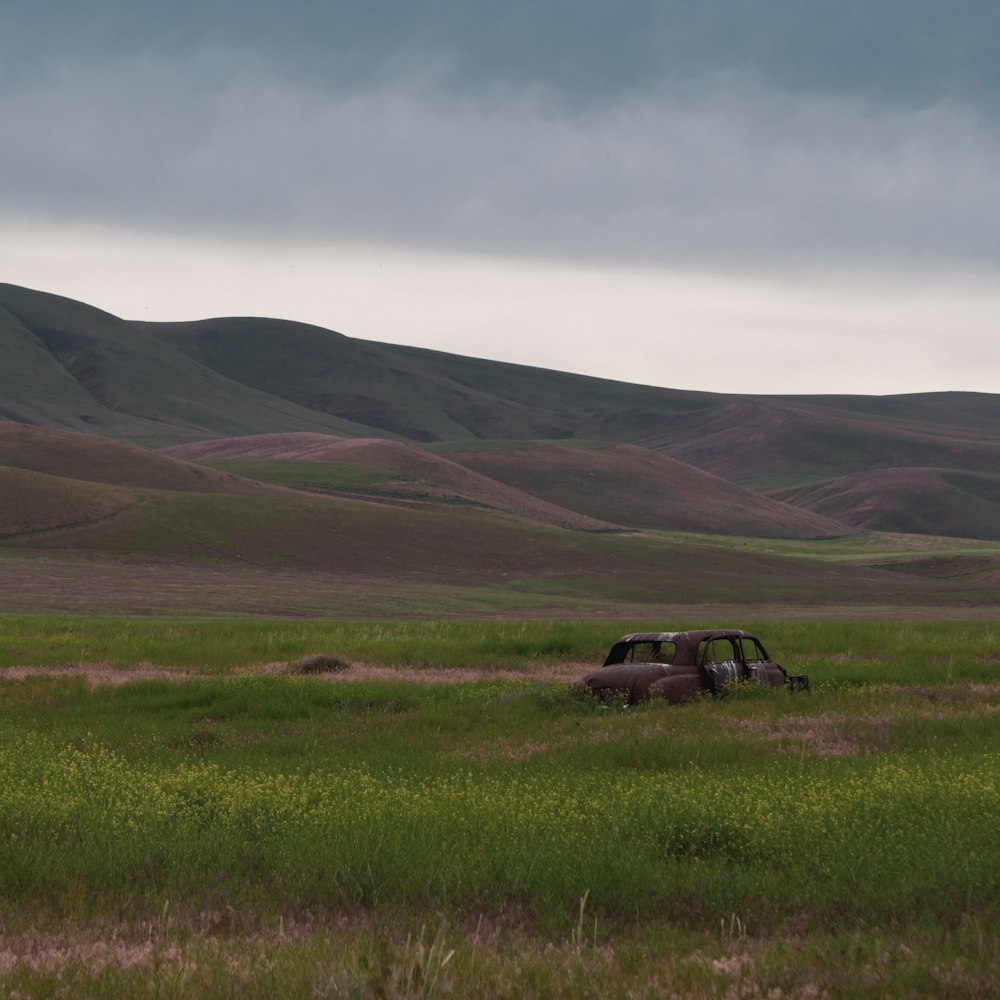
648, 670, 703, 705
583, 663, 669, 705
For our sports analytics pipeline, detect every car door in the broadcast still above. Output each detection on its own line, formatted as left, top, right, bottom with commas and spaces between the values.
700, 637, 742, 694
738, 636, 786, 687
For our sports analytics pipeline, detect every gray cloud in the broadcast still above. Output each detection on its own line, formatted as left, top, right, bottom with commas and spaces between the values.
3, 64, 999, 271
2, 2, 999, 276
5, 1, 1000, 108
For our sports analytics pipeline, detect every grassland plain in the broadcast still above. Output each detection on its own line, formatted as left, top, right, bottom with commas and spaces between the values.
0, 618, 998, 997
3, 518, 998, 619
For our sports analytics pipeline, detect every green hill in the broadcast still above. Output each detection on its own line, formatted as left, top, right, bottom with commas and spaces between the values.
0, 466, 139, 539
0, 422, 286, 496
145, 317, 654, 442
771, 468, 1000, 541
2, 282, 999, 546
0, 469, 971, 610
628, 398, 1000, 487
377, 344, 1000, 482
0, 284, 377, 446
434, 441, 850, 538
164, 434, 617, 530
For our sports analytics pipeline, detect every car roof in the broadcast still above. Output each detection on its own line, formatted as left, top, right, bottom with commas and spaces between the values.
615, 629, 754, 644
608, 629, 758, 661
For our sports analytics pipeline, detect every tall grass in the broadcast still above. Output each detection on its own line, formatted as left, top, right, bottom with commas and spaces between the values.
1, 625, 998, 997
0, 669, 997, 928
1, 616, 997, 681
1, 731, 995, 924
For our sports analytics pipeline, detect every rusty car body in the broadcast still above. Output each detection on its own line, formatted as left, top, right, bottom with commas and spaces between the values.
583, 629, 808, 706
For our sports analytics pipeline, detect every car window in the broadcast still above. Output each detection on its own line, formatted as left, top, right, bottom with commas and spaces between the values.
701, 638, 737, 664
626, 641, 676, 663
740, 638, 767, 662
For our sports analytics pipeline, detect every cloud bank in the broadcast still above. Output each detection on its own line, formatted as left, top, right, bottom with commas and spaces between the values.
4, 1, 999, 273
2, 1, 998, 393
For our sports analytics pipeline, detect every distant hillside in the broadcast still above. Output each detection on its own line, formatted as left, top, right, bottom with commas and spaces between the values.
0, 464, 973, 610
434, 441, 850, 539
380, 343, 1000, 483
164, 434, 617, 530
0, 466, 138, 539
0, 422, 287, 496
156, 432, 347, 461
0, 284, 376, 445
772, 468, 1000, 541
632, 398, 1000, 486
165, 433, 851, 537
145, 317, 607, 442
2, 282, 999, 544
0, 408, 995, 614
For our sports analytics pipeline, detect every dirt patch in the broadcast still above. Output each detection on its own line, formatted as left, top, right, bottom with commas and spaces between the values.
906, 682, 1000, 706
0, 936, 179, 975
0, 915, 326, 975
0, 663, 192, 686
1, 661, 589, 687
727, 714, 893, 757
246, 660, 589, 685
457, 737, 553, 761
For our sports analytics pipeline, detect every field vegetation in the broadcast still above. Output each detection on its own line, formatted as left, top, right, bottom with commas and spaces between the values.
0, 617, 997, 997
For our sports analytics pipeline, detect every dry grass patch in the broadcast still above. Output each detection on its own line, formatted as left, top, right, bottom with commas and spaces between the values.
908, 682, 1000, 707
2, 915, 994, 999
0, 663, 191, 686
282, 661, 587, 684
728, 682, 1000, 756
727, 714, 893, 757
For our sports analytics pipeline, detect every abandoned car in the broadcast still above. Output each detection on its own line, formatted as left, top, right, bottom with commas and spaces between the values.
583, 629, 808, 706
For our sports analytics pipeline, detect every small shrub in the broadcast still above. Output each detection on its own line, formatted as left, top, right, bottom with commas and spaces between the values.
288, 653, 352, 675
568, 680, 631, 711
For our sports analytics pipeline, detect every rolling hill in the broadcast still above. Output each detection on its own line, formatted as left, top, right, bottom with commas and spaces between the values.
771, 468, 1000, 541
0, 457, 982, 613
630, 398, 1000, 487
0, 284, 377, 445
163, 434, 617, 530
142, 317, 584, 442
0, 466, 139, 539
1, 281, 999, 554
433, 441, 849, 539
0, 422, 287, 496
163, 433, 859, 538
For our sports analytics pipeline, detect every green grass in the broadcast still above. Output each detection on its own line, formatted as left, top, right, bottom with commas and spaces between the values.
2, 673, 998, 919
648, 527, 1000, 559
0, 617, 617, 670
1, 617, 998, 995
1, 616, 998, 676
206, 458, 397, 493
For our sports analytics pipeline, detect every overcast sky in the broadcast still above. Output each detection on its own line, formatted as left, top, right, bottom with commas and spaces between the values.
2, 1, 998, 394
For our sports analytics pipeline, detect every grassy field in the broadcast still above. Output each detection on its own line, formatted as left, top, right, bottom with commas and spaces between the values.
1, 616, 998, 676
3, 514, 998, 619
0, 617, 998, 997
4, 423, 1000, 623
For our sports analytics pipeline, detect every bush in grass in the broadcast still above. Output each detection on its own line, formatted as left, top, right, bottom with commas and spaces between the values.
288, 653, 352, 675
